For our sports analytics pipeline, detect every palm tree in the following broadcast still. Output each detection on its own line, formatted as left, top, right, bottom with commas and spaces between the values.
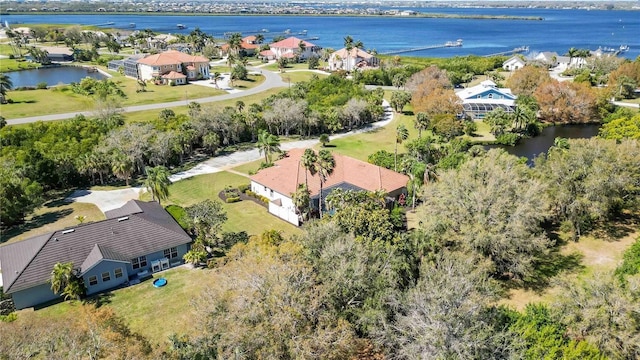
395, 124, 409, 172
227, 32, 242, 56
257, 130, 281, 164
298, 40, 306, 61
254, 34, 265, 44
291, 183, 311, 221
210, 71, 222, 88
300, 148, 318, 189
144, 165, 171, 204
111, 152, 134, 186
50, 262, 74, 296
183, 249, 208, 267
0, 73, 13, 104
567, 47, 578, 68
315, 149, 335, 219
414, 112, 430, 138
343, 35, 354, 72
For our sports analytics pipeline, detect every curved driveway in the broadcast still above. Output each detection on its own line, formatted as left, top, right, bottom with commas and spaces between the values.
6, 67, 287, 125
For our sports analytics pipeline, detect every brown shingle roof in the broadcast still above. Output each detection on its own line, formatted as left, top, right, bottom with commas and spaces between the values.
250, 148, 409, 198
0, 200, 191, 294
137, 50, 209, 66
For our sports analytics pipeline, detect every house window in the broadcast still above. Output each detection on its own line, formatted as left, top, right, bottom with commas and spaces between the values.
114, 268, 123, 279
132, 256, 147, 270
163, 247, 178, 259
477, 95, 481, 99
487, 94, 493, 99
102, 271, 111, 282
89, 275, 98, 286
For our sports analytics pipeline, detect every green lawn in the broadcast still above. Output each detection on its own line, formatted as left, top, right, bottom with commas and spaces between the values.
18, 266, 217, 346
1, 201, 104, 244
280, 71, 328, 84
142, 171, 301, 238
262, 61, 324, 72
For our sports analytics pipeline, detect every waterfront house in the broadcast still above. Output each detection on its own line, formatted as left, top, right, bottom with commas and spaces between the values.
221, 35, 260, 56
268, 36, 321, 61
0, 200, 192, 309
136, 50, 210, 81
456, 80, 517, 120
328, 47, 380, 72
502, 56, 526, 71
249, 148, 409, 226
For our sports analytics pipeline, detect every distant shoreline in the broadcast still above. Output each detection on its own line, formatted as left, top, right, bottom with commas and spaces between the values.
0, 12, 544, 21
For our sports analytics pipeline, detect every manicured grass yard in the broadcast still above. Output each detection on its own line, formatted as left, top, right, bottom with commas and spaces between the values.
18, 266, 216, 346
143, 171, 302, 238
280, 70, 328, 84
1, 201, 104, 244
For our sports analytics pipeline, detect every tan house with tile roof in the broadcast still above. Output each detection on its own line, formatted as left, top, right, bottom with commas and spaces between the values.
137, 50, 210, 81
221, 35, 260, 56
268, 36, 321, 61
250, 148, 409, 226
329, 47, 380, 72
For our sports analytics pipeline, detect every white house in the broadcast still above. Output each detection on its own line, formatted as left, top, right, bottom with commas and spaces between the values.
249, 148, 409, 226
502, 56, 526, 71
268, 36, 321, 61
136, 50, 210, 81
328, 47, 380, 72
456, 80, 517, 120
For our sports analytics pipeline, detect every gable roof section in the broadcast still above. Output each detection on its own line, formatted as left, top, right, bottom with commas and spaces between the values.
162, 71, 187, 79
80, 244, 129, 274
250, 148, 409, 199
503, 56, 525, 65
270, 36, 317, 50
137, 50, 209, 66
0, 200, 191, 294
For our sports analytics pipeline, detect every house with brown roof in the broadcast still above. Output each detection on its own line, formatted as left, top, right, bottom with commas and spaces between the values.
221, 35, 261, 56
328, 47, 380, 72
268, 36, 321, 61
249, 148, 409, 226
137, 50, 210, 82
0, 200, 192, 309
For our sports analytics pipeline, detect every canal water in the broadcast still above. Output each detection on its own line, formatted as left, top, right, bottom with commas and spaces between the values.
486, 124, 601, 163
7, 66, 106, 88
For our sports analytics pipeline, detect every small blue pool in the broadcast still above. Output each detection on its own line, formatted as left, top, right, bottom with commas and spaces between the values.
153, 278, 167, 288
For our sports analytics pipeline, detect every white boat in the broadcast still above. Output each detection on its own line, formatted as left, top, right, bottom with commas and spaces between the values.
619, 45, 629, 52
176, 24, 187, 29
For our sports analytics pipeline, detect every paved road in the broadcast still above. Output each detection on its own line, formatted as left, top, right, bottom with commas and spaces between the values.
6, 66, 287, 125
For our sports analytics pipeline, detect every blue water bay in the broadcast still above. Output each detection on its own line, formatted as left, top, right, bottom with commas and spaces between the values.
2, 8, 638, 58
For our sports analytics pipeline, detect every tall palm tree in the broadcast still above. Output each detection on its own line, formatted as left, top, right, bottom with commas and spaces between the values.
298, 40, 307, 60
50, 262, 74, 295
254, 34, 265, 44
0, 73, 13, 103
227, 32, 242, 56
395, 124, 409, 172
567, 47, 578, 68
257, 130, 281, 164
343, 35, 354, 72
300, 148, 318, 189
291, 183, 311, 221
144, 165, 171, 204
414, 112, 430, 138
315, 149, 335, 219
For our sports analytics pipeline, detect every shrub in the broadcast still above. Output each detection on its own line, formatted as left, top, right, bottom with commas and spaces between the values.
495, 132, 520, 146
0, 313, 17, 323
165, 205, 189, 230
238, 184, 250, 193
225, 197, 241, 203
260, 196, 270, 204
245, 190, 256, 197
36, 82, 48, 89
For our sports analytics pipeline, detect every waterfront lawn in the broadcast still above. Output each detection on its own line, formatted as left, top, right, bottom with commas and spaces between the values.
1, 88, 95, 119
1, 201, 104, 244
0, 58, 41, 73
263, 62, 319, 72
280, 71, 328, 84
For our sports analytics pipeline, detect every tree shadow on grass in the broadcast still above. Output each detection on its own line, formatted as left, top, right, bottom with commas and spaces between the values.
590, 211, 640, 242
83, 292, 114, 308
0, 208, 73, 244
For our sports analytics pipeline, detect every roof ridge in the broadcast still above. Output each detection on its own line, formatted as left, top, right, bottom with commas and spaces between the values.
4, 233, 54, 292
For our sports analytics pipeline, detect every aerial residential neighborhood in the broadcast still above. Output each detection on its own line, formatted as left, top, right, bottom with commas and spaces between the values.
0, 2, 639, 358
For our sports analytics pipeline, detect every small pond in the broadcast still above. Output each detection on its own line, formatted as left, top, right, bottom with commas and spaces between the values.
486, 124, 601, 163
6, 66, 107, 88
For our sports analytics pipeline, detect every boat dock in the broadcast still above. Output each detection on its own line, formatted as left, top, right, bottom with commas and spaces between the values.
483, 46, 529, 57
379, 39, 463, 55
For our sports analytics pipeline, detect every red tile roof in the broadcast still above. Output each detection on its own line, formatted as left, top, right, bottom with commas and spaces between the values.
259, 50, 275, 57
250, 148, 409, 198
162, 71, 186, 79
137, 50, 209, 66
270, 36, 316, 50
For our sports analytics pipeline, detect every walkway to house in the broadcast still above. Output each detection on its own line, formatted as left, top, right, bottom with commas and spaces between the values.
65, 100, 395, 213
